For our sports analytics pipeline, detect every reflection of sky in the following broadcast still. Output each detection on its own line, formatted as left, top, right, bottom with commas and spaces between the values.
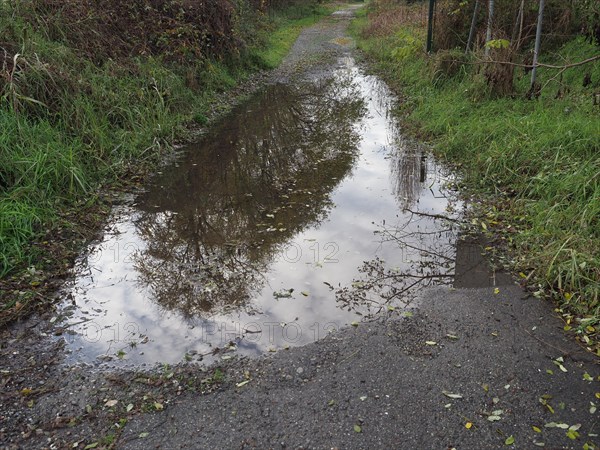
60, 59, 457, 366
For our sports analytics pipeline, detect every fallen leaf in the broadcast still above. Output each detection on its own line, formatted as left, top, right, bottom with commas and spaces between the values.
505, 435, 515, 445
126, 403, 134, 412
301, 291, 310, 297
138, 432, 149, 438
236, 380, 250, 388
153, 402, 163, 411
425, 341, 437, 346
104, 400, 118, 408
442, 391, 463, 399
494, 288, 500, 295
532, 426, 541, 433
354, 424, 362, 433
545, 422, 569, 429
465, 422, 473, 429
566, 429, 580, 440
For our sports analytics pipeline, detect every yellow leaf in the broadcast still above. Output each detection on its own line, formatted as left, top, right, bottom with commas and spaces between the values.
494, 288, 500, 295
465, 422, 473, 429
532, 426, 542, 433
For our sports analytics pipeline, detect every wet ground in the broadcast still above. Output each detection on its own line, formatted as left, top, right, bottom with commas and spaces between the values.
1, 6, 598, 450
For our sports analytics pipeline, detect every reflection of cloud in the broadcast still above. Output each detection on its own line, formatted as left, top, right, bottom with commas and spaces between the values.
62, 62, 461, 366
131, 74, 368, 319
336, 214, 457, 316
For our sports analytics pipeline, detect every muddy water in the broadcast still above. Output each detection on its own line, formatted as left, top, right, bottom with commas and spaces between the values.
59, 58, 474, 366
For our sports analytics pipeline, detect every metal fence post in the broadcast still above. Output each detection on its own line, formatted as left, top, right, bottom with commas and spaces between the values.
426, 0, 436, 53
531, 0, 546, 90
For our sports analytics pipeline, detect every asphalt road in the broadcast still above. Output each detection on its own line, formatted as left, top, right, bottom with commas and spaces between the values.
118, 284, 600, 449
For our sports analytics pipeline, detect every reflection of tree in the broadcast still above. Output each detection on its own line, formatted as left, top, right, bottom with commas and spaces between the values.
336, 214, 457, 317
132, 73, 367, 319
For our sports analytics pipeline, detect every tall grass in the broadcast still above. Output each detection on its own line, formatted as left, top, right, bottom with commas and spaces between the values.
352, 5, 600, 316
0, 0, 329, 283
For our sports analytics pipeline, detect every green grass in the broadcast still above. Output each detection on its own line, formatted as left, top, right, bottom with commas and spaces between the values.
0, 1, 331, 286
352, 13, 600, 318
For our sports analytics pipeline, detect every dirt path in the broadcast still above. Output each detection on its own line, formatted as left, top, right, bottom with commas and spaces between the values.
2, 7, 599, 450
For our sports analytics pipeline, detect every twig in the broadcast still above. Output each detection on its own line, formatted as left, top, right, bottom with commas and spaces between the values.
434, 54, 600, 71
338, 349, 360, 365
404, 208, 459, 222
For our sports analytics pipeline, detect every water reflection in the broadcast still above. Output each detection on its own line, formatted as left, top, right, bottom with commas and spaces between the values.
390, 138, 428, 210
336, 212, 457, 317
133, 75, 367, 318
60, 59, 462, 365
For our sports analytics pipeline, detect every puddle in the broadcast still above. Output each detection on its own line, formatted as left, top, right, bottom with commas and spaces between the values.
57, 58, 492, 366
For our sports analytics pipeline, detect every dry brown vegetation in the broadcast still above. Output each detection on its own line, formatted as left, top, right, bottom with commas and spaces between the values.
24, 0, 247, 63
432, 0, 581, 53
361, 0, 427, 37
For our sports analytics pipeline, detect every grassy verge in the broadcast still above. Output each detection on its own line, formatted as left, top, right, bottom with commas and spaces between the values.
351, 4, 600, 348
0, 0, 333, 324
